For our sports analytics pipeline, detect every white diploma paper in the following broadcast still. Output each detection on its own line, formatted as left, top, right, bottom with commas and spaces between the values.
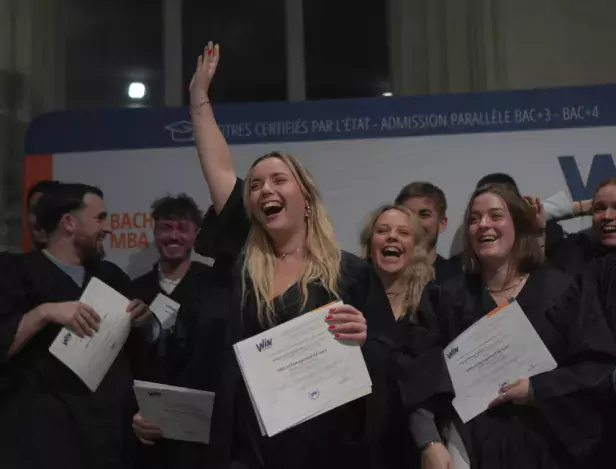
150, 293, 181, 330
133, 380, 215, 444
444, 298, 557, 423
49, 277, 132, 392
233, 301, 372, 437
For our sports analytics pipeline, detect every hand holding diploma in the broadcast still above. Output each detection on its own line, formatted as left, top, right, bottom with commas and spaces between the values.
132, 381, 216, 444
49, 278, 134, 391
127, 299, 152, 328
42, 301, 101, 338
133, 412, 163, 446
325, 304, 367, 345
488, 378, 532, 408
234, 301, 373, 437
444, 299, 556, 422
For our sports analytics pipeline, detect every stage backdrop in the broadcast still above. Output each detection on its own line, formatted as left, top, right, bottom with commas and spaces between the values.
24, 84, 616, 278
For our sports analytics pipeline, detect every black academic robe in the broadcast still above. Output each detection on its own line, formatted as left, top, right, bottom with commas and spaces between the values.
189, 178, 398, 469
129, 260, 212, 384
585, 253, 616, 333
0, 251, 138, 469
415, 268, 616, 469
547, 229, 614, 275
578, 253, 616, 468
130, 261, 229, 469
434, 254, 462, 284
371, 303, 456, 469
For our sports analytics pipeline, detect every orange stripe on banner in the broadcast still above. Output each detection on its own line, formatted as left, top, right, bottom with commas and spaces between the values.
22, 155, 53, 252
486, 298, 515, 317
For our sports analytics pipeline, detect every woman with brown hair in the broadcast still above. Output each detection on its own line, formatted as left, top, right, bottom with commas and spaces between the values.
413, 183, 616, 469
185, 42, 397, 469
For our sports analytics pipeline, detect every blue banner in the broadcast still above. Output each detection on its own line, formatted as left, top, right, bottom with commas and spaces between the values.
26, 83, 616, 154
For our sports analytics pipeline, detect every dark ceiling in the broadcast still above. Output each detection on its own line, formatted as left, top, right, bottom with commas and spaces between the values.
65, 0, 389, 109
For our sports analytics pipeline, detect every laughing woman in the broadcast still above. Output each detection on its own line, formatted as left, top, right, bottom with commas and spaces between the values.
416, 183, 616, 469
188, 42, 396, 469
360, 205, 434, 322
361, 205, 456, 469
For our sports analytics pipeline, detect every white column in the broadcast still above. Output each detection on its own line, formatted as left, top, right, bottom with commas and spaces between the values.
163, 0, 183, 107
285, 0, 306, 101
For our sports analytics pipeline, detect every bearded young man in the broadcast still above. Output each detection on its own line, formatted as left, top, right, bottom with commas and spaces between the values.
0, 182, 151, 469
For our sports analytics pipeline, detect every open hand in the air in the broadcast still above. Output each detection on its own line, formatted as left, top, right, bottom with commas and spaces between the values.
189, 41, 220, 110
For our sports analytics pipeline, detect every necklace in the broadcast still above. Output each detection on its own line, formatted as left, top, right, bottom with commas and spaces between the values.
277, 247, 302, 260
486, 274, 528, 293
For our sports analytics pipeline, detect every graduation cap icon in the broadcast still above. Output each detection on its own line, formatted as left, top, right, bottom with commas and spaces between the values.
165, 120, 195, 143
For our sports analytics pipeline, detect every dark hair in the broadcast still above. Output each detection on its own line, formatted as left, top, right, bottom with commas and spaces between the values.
27, 180, 60, 209
462, 183, 543, 275
35, 183, 104, 234
476, 173, 521, 196
151, 193, 202, 226
395, 181, 448, 219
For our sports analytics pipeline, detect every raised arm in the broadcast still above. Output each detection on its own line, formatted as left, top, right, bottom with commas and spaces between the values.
189, 41, 236, 214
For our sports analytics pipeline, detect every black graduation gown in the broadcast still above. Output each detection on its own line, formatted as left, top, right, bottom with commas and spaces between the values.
384, 294, 456, 469
189, 178, 398, 469
128, 261, 215, 469
0, 251, 138, 469
0, 252, 22, 397
582, 252, 616, 332
129, 260, 213, 384
578, 253, 616, 468
416, 268, 616, 469
434, 254, 462, 284
547, 230, 614, 275
372, 306, 454, 469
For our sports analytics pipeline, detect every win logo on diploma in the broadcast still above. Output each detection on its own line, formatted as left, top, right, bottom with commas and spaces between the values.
61, 331, 73, 346
256, 338, 272, 352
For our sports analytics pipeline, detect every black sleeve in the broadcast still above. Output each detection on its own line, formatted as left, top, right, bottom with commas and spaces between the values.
544, 220, 564, 253
530, 280, 616, 461
338, 257, 405, 452
394, 283, 455, 413
194, 178, 250, 260
176, 285, 230, 391
586, 254, 616, 335
0, 254, 24, 362
545, 232, 587, 274
338, 255, 396, 370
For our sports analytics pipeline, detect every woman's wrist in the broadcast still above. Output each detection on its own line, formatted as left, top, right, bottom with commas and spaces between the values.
420, 440, 444, 453
190, 98, 211, 114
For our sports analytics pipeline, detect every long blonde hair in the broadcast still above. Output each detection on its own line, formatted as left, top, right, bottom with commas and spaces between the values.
241, 152, 341, 327
360, 204, 434, 318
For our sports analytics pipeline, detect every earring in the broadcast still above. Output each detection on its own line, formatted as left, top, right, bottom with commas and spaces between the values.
305, 201, 312, 218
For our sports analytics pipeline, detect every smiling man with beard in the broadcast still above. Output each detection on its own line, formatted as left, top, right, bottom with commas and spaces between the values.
130, 194, 212, 384
129, 194, 219, 469
0, 182, 152, 469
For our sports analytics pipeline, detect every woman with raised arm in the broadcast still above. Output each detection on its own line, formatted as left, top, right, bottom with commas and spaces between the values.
187, 42, 396, 469
416, 183, 616, 469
